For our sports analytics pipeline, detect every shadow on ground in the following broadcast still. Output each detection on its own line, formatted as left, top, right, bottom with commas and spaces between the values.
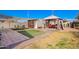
0, 40, 29, 49
18, 31, 34, 38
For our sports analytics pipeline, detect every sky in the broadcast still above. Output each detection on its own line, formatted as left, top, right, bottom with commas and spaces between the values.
0, 10, 79, 21
54, 10, 79, 19
0, 10, 52, 18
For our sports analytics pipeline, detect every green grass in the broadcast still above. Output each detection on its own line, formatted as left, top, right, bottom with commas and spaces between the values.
48, 37, 79, 49
18, 29, 44, 38
55, 38, 70, 48
25, 29, 43, 36
47, 33, 79, 49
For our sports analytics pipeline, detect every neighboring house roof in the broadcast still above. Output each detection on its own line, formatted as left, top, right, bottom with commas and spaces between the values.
44, 15, 60, 19
0, 14, 13, 19
73, 20, 79, 22
20, 22, 28, 25
63, 20, 69, 22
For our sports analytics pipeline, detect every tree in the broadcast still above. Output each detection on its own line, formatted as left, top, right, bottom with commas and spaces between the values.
0, 14, 13, 19
75, 13, 79, 20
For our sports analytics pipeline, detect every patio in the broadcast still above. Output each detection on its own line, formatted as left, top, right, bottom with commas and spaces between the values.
0, 29, 29, 48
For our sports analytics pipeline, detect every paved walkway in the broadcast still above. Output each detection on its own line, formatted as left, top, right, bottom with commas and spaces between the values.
0, 29, 29, 48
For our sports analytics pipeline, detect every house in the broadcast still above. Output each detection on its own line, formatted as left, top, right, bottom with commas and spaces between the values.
28, 19, 45, 29
28, 19, 37, 28
0, 18, 29, 29
20, 22, 28, 28
63, 20, 71, 28
0, 14, 22, 29
0, 19, 20, 29
71, 19, 79, 29
27, 15, 71, 30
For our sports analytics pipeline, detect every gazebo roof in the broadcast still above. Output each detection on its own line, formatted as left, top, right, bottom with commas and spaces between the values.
44, 15, 60, 19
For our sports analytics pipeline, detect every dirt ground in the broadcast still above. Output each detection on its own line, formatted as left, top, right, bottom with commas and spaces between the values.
15, 28, 79, 49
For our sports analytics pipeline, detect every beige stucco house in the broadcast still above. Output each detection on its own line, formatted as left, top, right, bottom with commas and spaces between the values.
0, 19, 20, 29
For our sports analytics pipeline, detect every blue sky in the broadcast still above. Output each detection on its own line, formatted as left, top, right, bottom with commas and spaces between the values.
0, 10, 79, 21
54, 10, 79, 19
0, 10, 52, 18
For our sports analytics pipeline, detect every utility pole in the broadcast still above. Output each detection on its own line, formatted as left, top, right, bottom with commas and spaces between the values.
27, 10, 30, 19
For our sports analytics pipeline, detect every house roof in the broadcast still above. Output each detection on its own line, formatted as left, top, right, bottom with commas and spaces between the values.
44, 15, 60, 19
20, 22, 28, 25
73, 20, 79, 22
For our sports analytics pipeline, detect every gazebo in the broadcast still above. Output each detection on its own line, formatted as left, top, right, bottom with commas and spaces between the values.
43, 15, 64, 29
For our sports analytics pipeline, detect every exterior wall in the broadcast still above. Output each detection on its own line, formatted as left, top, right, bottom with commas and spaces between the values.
34, 21, 38, 28
20, 22, 28, 28
28, 20, 45, 29
36, 20, 45, 28
28, 20, 36, 28
63, 22, 70, 28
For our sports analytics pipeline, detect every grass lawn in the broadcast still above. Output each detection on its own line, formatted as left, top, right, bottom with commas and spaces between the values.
16, 30, 79, 49
18, 29, 44, 38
